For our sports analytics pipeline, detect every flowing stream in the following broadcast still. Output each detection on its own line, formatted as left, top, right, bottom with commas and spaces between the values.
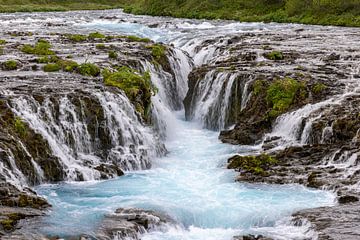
0, 9, 340, 239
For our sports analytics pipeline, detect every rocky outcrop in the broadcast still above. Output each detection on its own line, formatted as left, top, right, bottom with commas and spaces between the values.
95, 208, 175, 240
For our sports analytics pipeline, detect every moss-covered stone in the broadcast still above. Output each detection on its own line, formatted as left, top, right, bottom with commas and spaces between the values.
66, 34, 87, 42
14, 117, 27, 138
2, 60, 18, 70
0, 39, 7, 45
126, 35, 151, 43
103, 66, 156, 121
228, 154, 277, 176
88, 32, 106, 39
264, 51, 284, 61
96, 43, 106, 49
76, 63, 101, 77
266, 77, 305, 118
21, 39, 54, 55
108, 50, 118, 59
43, 63, 61, 72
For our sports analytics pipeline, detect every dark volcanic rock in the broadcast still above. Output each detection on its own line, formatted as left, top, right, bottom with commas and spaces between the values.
233, 235, 273, 240
96, 208, 175, 240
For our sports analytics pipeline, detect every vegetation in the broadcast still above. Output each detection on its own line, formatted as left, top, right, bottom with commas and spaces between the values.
3, 60, 18, 70
122, 0, 360, 27
108, 50, 118, 59
76, 63, 101, 77
227, 154, 277, 175
43, 63, 61, 72
88, 32, 106, 39
21, 39, 54, 55
312, 83, 327, 94
0, 1, 359, 27
96, 44, 106, 49
266, 78, 304, 118
14, 117, 27, 138
0, 39, 6, 45
126, 35, 151, 43
264, 51, 284, 61
103, 66, 156, 119
66, 34, 88, 42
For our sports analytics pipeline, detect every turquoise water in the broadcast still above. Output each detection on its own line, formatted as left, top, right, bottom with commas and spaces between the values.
36, 113, 335, 239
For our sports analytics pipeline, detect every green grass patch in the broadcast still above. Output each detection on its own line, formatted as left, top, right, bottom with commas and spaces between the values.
66, 34, 87, 42
96, 44, 106, 49
14, 117, 27, 138
228, 154, 277, 176
43, 63, 61, 72
2, 60, 18, 70
264, 51, 284, 61
266, 77, 304, 118
312, 83, 327, 94
21, 39, 54, 55
76, 63, 100, 77
146, 44, 166, 62
126, 35, 151, 43
108, 50, 118, 59
0, 39, 7, 45
88, 32, 106, 39
103, 66, 156, 119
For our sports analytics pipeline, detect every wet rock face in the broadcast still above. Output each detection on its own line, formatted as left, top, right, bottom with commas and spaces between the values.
293, 204, 360, 240
96, 208, 175, 240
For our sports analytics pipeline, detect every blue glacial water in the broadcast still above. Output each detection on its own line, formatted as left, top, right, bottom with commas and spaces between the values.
36, 113, 335, 239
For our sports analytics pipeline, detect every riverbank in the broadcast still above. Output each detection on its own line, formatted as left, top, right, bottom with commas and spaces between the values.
1, 0, 360, 27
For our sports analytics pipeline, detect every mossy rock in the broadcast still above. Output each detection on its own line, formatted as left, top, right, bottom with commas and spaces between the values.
103, 66, 156, 121
88, 32, 106, 39
0, 39, 6, 45
76, 63, 101, 77
108, 50, 118, 59
2, 60, 18, 70
21, 39, 54, 55
66, 34, 88, 42
43, 63, 61, 72
264, 51, 284, 61
228, 154, 277, 176
126, 35, 151, 43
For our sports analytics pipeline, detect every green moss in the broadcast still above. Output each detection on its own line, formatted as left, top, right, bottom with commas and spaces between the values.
21, 39, 54, 55
266, 78, 303, 118
37, 55, 60, 64
147, 44, 166, 62
66, 34, 87, 42
126, 35, 151, 43
264, 51, 284, 61
43, 63, 61, 72
228, 154, 277, 175
312, 83, 326, 94
0, 219, 15, 232
14, 117, 27, 138
59, 60, 78, 72
3, 60, 18, 70
108, 50, 118, 59
0, 47, 3, 55
96, 43, 106, 49
103, 66, 156, 120
253, 80, 266, 96
88, 32, 105, 39
76, 63, 100, 77
0, 39, 6, 45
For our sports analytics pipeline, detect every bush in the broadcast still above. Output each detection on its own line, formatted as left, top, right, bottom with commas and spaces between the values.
3, 60, 18, 70
43, 63, 61, 72
76, 63, 100, 77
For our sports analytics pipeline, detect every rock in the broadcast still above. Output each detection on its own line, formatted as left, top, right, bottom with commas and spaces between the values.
96, 208, 175, 240
338, 195, 359, 204
233, 234, 273, 240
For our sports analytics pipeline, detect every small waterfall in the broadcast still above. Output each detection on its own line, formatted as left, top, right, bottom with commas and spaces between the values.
184, 70, 254, 130
6, 88, 165, 181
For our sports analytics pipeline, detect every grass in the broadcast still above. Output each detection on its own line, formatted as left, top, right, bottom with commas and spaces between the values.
43, 63, 61, 72
0, 40, 7, 45
14, 117, 27, 138
0, 1, 359, 27
108, 50, 118, 59
126, 35, 151, 43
